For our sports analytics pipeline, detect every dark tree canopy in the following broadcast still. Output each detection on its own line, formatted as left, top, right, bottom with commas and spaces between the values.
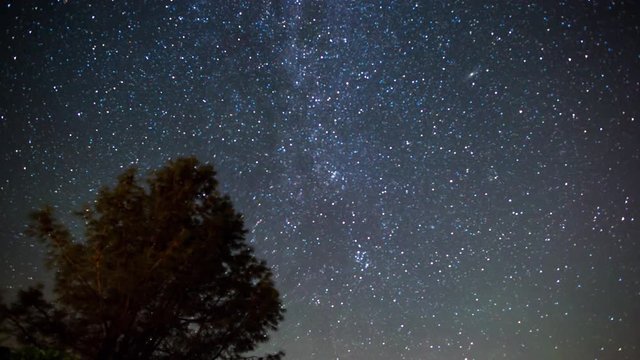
0, 157, 284, 360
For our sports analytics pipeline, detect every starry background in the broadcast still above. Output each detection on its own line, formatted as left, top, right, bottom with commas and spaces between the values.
1, 1, 639, 359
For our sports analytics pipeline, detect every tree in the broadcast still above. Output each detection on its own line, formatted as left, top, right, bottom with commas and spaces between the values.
0, 157, 284, 360
1, 345, 75, 360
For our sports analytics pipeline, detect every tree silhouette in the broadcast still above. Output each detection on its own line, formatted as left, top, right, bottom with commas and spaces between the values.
0, 157, 284, 360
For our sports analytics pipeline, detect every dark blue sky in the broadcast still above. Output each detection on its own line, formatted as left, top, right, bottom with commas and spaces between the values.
1, 1, 639, 359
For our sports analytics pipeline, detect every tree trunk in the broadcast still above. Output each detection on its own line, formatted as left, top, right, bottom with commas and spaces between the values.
95, 335, 118, 360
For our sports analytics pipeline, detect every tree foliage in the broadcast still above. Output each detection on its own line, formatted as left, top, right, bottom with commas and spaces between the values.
0, 345, 75, 360
0, 157, 284, 360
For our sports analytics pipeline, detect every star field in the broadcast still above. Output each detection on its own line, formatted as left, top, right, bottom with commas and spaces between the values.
1, 1, 639, 359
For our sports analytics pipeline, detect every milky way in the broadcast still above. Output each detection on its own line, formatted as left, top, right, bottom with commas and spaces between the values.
1, 1, 639, 359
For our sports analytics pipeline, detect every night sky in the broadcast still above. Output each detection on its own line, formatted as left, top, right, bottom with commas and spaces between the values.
1, 1, 640, 359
